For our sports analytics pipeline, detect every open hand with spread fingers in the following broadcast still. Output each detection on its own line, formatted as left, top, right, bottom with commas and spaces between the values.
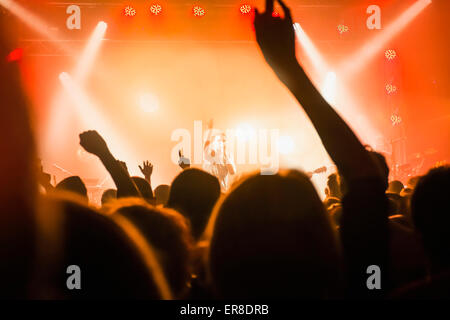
139, 160, 154, 180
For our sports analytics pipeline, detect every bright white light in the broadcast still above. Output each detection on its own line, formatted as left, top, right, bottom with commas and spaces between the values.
59, 73, 118, 146
74, 21, 108, 83
138, 93, 160, 113
292, 24, 380, 150
339, 0, 432, 76
44, 22, 107, 153
59, 72, 137, 169
58, 72, 101, 123
235, 123, 256, 142
278, 135, 295, 155
322, 71, 337, 105
293, 22, 328, 76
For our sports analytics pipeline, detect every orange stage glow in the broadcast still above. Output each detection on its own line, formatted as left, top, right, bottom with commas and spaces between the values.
4, 0, 447, 197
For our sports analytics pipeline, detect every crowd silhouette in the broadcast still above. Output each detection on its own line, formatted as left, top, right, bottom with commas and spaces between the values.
1, 0, 449, 300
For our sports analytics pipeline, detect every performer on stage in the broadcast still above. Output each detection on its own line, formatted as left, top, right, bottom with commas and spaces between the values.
203, 120, 236, 192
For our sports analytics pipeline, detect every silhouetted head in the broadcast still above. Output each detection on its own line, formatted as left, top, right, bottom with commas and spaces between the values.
132, 176, 154, 203
411, 165, 450, 273
154, 184, 170, 206
33, 194, 169, 299
387, 192, 404, 216
108, 198, 193, 298
401, 187, 413, 197
325, 173, 342, 199
408, 176, 421, 189
101, 188, 117, 206
388, 180, 404, 195
55, 176, 88, 200
324, 197, 340, 210
208, 170, 343, 299
369, 150, 389, 191
167, 168, 220, 240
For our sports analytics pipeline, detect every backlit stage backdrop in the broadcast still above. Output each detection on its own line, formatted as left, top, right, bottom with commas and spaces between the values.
3, 0, 448, 202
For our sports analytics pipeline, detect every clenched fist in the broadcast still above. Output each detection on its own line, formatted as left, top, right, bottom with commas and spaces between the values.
79, 130, 110, 157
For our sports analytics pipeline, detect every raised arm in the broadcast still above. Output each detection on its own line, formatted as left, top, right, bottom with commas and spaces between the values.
203, 119, 214, 151
254, 0, 383, 186
176, 149, 190, 170
79, 130, 140, 198
254, 0, 390, 298
139, 160, 153, 188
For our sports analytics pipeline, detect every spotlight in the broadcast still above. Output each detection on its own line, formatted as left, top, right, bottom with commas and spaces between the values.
139, 93, 159, 113
322, 71, 337, 105
7, 48, 23, 62
272, 11, 280, 18
337, 24, 349, 34
278, 136, 295, 155
150, 4, 162, 15
240, 4, 252, 15
59, 72, 137, 165
391, 114, 402, 126
385, 49, 397, 60
192, 5, 205, 17
124, 5, 137, 17
235, 123, 256, 142
385, 83, 397, 94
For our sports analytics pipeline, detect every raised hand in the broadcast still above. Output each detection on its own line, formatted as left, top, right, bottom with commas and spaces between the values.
254, 0, 389, 299
178, 149, 191, 169
254, 0, 297, 73
139, 160, 153, 180
79, 130, 140, 198
79, 130, 109, 157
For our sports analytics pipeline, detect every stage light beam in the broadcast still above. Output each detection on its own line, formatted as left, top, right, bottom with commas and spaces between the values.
322, 71, 337, 105
44, 22, 107, 156
0, 0, 70, 54
58, 72, 134, 163
293, 23, 328, 77
339, 0, 432, 76
293, 23, 380, 145
73, 21, 107, 83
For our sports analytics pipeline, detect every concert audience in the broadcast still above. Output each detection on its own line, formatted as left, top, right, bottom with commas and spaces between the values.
0, 0, 449, 300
